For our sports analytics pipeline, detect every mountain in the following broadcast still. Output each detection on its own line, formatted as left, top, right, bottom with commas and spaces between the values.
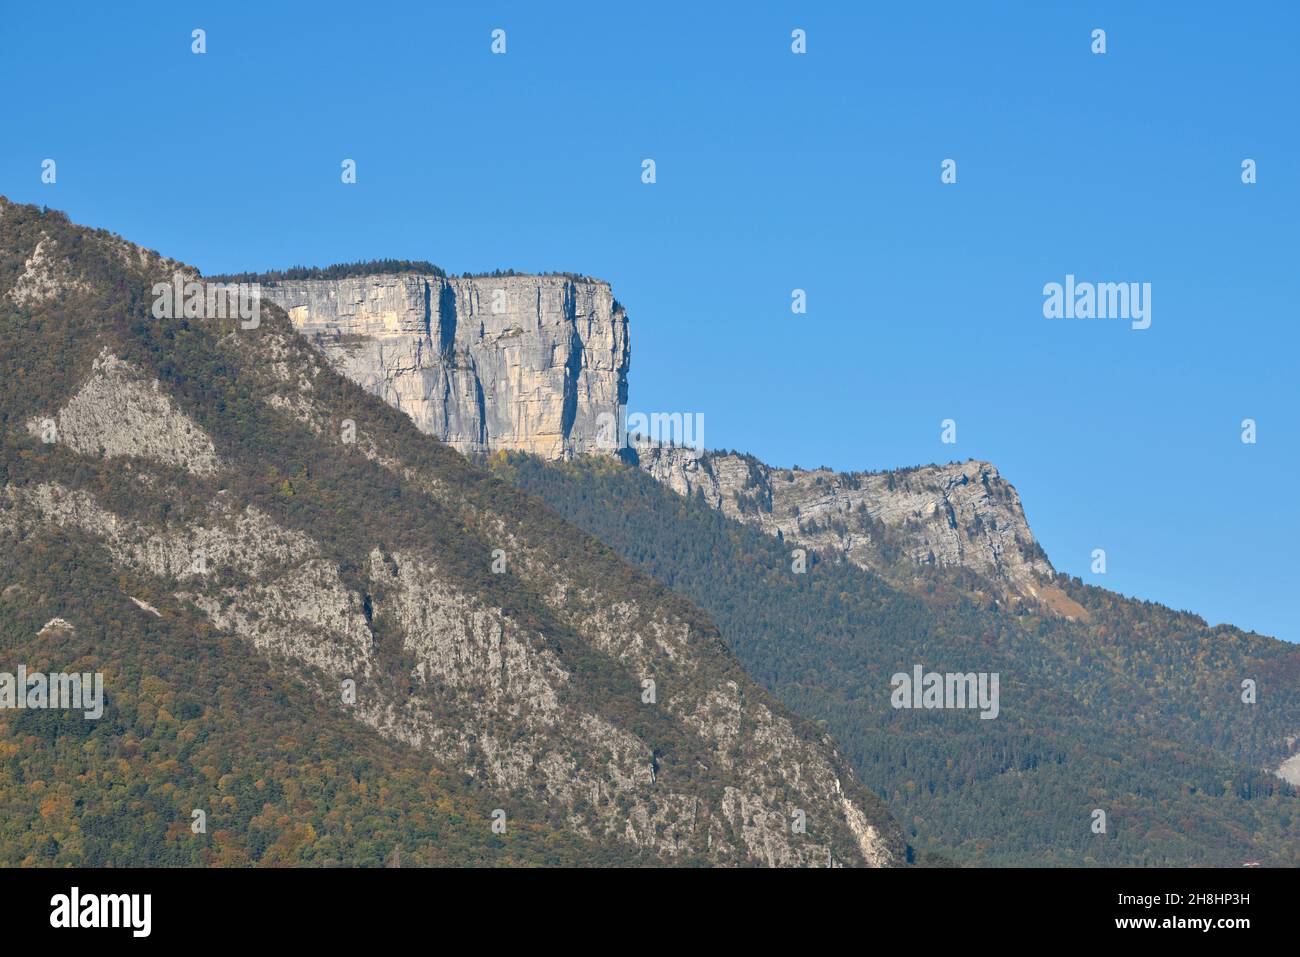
254, 270, 1299, 866
0, 197, 902, 867
0, 531, 624, 866
240, 272, 1074, 616
498, 452, 1300, 866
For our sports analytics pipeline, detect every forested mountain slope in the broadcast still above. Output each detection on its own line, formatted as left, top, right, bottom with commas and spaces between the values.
0, 534, 632, 866
498, 452, 1300, 866
0, 198, 902, 867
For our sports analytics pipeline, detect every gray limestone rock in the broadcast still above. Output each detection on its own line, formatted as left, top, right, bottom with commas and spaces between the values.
259, 274, 628, 459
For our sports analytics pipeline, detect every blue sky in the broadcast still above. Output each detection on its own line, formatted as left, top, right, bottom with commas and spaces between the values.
2, 2, 1296, 640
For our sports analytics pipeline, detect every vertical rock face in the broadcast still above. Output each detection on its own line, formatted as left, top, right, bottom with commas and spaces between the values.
259, 274, 629, 459
637, 446, 1061, 605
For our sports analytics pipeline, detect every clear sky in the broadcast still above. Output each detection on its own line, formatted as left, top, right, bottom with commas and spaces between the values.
2, 2, 1296, 641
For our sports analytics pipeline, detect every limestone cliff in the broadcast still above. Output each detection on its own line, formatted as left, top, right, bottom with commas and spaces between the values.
637, 446, 1071, 609
257, 274, 629, 459
254, 270, 1066, 609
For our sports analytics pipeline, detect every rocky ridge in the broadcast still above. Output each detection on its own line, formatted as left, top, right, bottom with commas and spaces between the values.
637, 444, 1077, 610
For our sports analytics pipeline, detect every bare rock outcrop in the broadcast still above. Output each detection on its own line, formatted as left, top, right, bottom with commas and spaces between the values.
25, 350, 221, 475
258, 274, 629, 459
638, 446, 1060, 605
6, 235, 91, 306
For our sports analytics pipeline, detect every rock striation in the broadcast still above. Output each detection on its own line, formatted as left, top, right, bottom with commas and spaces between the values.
258, 274, 629, 459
